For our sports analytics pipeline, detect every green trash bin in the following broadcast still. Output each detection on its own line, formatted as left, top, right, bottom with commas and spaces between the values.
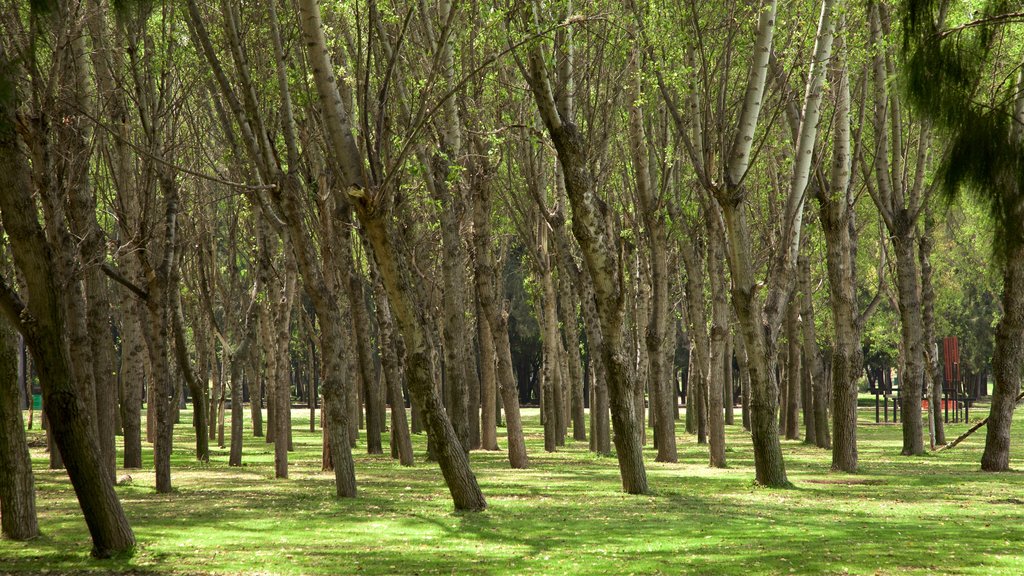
32, 394, 41, 410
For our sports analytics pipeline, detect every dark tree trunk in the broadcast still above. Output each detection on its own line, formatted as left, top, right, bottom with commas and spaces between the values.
0, 68, 135, 553
981, 244, 1024, 471
0, 319, 39, 540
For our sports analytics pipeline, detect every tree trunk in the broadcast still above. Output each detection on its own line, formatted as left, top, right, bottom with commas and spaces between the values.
471, 160, 528, 467
478, 300, 499, 451
0, 66, 135, 552
894, 234, 925, 456
721, 202, 788, 487
557, 273, 587, 442
981, 243, 1024, 471
373, 273, 414, 466
120, 295, 144, 469
706, 215, 728, 467
798, 256, 818, 446
0, 318, 39, 540
785, 298, 802, 441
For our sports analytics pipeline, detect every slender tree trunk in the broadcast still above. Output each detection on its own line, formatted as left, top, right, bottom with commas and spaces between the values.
919, 210, 945, 445
798, 255, 818, 446
706, 215, 728, 467
557, 273, 587, 442
478, 300, 499, 451
785, 298, 801, 440
471, 161, 528, 467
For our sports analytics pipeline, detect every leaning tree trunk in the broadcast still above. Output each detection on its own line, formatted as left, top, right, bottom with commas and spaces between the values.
0, 67, 135, 553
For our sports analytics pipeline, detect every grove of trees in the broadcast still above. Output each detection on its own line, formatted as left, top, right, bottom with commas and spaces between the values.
0, 0, 1021, 560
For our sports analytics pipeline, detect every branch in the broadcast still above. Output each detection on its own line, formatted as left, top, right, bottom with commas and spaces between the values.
934, 389, 1024, 452
937, 11, 1024, 39
101, 263, 150, 300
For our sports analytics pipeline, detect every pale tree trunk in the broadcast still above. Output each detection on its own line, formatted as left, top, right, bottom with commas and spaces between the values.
815, 34, 856, 461
471, 169, 529, 467
866, 0, 926, 457
298, 0, 485, 510
706, 211, 729, 467
629, 82, 676, 461
798, 255, 818, 446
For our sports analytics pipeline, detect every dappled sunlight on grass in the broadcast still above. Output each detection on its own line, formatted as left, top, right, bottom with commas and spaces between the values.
4, 405, 1024, 574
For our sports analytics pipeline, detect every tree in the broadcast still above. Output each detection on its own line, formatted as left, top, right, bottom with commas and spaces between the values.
0, 36, 135, 556
904, 0, 1024, 470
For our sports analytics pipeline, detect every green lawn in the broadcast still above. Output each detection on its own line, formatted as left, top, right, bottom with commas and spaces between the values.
3, 403, 1023, 575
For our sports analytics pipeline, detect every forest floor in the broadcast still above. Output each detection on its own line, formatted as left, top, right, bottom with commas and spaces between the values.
3, 402, 1023, 575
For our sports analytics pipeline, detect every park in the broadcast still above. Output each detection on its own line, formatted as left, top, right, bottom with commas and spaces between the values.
4, 405, 1024, 575
2, 0, 1024, 574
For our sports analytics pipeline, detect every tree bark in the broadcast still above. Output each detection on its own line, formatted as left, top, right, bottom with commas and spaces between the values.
0, 56, 135, 552
981, 243, 1024, 471
0, 316, 39, 540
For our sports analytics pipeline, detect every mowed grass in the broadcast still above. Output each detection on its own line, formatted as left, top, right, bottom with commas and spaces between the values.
3, 402, 1024, 575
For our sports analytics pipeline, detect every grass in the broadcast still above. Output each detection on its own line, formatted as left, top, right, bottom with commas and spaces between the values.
2, 403, 1023, 575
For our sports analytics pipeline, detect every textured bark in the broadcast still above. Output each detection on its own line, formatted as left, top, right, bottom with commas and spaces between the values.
981, 244, 1024, 471
798, 256, 818, 446
557, 273, 587, 442
706, 216, 729, 467
119, 294, 144, 469
0, 60, 135, 553
629, 86, 676, 462
359, 215, 486, 510
722, 202, 788, 487
471, 162, 528, 468
893, 235, 925, 456
536, 124, 646, 491
477, 300, 499, 451
784, 299, 801, 441
0, 318, 38, 540
372, 270, 414, 466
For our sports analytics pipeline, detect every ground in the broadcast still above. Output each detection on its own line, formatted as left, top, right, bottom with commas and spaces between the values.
2, 401, 1023, 575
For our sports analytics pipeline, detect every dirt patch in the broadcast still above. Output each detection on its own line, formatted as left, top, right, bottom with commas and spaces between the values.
805, 478, 885, 486
990, 498, 1024, 505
